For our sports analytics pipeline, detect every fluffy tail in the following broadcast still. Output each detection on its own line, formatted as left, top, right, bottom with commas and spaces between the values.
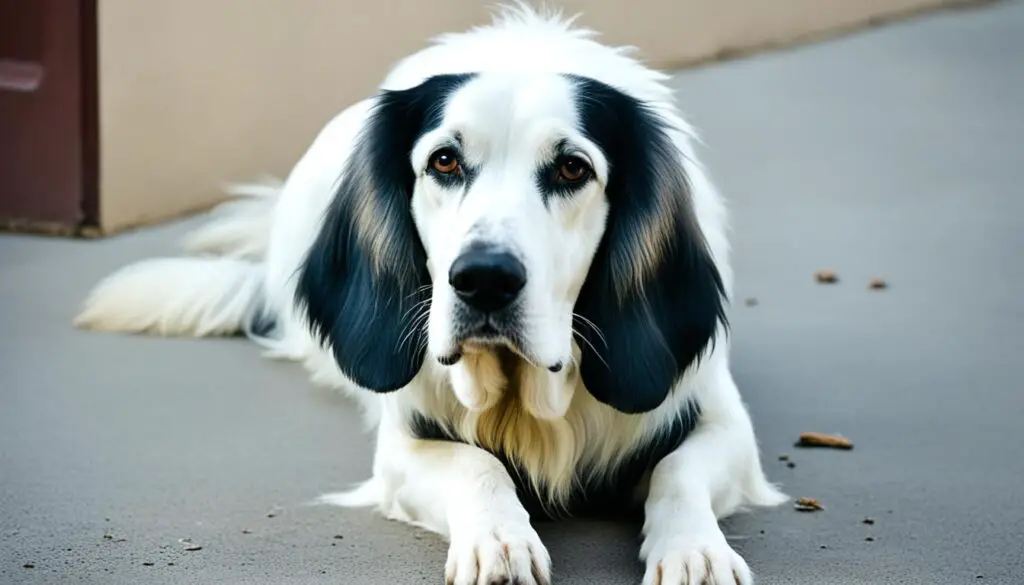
73, 180, 281, 338
73, 257, 268, 337
179, 177, 281, 260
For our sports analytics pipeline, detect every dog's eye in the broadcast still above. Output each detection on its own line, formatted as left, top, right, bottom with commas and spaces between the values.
556, 156, 592, 184
429, 148, 461, 175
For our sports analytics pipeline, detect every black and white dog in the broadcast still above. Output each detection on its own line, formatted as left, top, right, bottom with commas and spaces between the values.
75, 4, 786, 583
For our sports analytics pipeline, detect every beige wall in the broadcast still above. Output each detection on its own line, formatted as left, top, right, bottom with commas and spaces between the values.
96, 0, 978, 233
97, 0, 489, 231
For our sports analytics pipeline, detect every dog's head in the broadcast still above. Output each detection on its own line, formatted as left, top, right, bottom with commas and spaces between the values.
297, 72, 727, 415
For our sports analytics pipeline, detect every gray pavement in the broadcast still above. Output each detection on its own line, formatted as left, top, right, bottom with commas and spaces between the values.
3, 2, 1023, 583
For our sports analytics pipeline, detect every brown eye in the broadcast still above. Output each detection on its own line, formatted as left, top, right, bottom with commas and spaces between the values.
430, 149, 460, 175
557, 156, 591, 183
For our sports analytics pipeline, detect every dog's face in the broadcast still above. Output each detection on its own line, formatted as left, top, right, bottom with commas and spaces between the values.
297, 72, 727, 415
410, 73, 609, 373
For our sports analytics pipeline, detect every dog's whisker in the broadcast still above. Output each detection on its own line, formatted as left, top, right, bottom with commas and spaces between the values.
397, 311, 431, 355
405, 283, 433, 301
571, 326, 609, 371
572, 312, 608, 349
401, 296, 433, 321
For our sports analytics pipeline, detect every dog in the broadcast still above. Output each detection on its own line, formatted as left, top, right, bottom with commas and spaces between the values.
74, 3, 787, 583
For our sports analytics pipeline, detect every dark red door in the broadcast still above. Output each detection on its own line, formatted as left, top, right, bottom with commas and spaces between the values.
0, 0, 97, 233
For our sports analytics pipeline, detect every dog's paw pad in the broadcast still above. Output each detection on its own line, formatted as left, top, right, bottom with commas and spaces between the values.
445, 525, 551, 585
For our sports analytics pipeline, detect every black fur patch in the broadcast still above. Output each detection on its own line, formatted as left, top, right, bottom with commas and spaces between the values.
565, 75, 729, 414
408, 402, 701, 520
295, 74, 475, 392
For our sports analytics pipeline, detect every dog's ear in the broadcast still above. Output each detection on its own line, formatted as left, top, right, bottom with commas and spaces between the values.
570, 77, 728, 414
296, 74, 473, 392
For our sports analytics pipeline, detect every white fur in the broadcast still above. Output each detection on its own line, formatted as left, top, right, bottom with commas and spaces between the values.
74, 4, 786, 584
74, 257, 264, 337
179, 177, 282, 260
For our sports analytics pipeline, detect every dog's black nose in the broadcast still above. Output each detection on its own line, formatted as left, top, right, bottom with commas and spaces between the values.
448, 248, 526, 313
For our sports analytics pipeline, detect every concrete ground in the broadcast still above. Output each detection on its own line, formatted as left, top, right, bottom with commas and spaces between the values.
3, 2, 1023, 583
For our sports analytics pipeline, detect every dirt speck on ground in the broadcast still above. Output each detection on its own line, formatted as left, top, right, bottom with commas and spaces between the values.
795, 497, 825, 512
814, 269, 839, 283
795, 432, 854, 450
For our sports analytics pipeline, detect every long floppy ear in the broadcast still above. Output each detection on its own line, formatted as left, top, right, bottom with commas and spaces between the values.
295, 74, 474, 392
569, 76, 728, 414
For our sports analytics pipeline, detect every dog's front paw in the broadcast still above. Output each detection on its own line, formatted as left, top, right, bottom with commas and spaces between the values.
642, 532, 752, 585
445, 522, 551, 585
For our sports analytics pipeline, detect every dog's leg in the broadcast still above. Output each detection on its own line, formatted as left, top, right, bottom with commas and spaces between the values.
368, 411, 552, 585
640, 366, 786, 585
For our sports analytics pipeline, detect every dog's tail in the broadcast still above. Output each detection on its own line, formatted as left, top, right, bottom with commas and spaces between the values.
73, 180, 281, 339
178, 177, 281, 260
73, 256, 269, 337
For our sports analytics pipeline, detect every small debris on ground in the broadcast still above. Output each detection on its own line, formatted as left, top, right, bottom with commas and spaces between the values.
794, 497, 825, 512
184, 545, 203, 552
814, 269, 839, 284
745, 297, 759, 307
795, 432, 854, 450
786, 461, 797, 469
868, 277, 888, 290
862, 517, 875, 525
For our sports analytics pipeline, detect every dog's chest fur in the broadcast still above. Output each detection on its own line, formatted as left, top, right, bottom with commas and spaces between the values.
406, 351, 700, 520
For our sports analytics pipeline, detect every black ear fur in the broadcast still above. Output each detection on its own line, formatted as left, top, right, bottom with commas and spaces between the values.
568, 76, 729, 414
295, 74, 474, 392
